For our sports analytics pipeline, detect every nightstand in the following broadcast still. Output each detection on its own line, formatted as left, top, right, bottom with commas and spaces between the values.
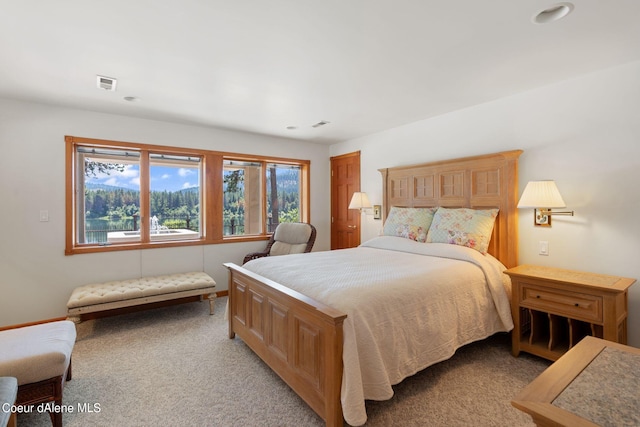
504, 264, 635, 361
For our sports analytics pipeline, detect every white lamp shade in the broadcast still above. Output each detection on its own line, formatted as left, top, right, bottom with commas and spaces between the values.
517, 180, 566, 208
348, 192, 372, 209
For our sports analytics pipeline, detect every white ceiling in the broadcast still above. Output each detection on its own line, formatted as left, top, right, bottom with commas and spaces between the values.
1, 1, 639, 144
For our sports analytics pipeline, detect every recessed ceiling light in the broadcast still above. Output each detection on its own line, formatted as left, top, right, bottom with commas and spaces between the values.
311, 120, 330, 128
286, 125, 297, 130
533, 3, 574, 24
124, 96, 140, 102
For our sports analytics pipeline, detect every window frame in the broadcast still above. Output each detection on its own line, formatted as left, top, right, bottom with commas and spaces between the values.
65, 135, 310, 255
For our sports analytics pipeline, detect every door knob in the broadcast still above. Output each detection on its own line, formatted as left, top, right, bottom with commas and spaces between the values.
347, 225, 357, 229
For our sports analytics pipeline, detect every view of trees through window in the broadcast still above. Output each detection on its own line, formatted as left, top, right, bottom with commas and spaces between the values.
266, 164, 302, 226
78, 147, 201, 244
223, 162, 301, 235
83, 184, 200, 243
67, 137, 308, 253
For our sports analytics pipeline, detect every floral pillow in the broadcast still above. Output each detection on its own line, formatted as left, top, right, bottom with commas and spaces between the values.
426, 207, 499, 254
382, 207, 437, 242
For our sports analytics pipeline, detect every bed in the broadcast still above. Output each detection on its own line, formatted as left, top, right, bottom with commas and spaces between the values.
224, 150, 522, 426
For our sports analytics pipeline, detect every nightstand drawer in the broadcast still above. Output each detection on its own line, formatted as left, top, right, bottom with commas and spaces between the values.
521, 284, 602, 323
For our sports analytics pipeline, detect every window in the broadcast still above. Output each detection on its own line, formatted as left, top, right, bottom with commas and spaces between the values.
266, 163, 302, 231
66, 136, 310, 254
76, 146, 142, 245
72, 144, 203, 247
148, 153, 202, 242
223, 160, 262, 236
222, 160, 305, 236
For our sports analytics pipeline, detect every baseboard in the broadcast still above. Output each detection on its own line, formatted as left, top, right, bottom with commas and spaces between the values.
0, 317, 68, 332
0, 290, 228, 331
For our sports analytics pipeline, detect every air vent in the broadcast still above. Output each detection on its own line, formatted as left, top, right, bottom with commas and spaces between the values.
96, 75, 117, 91
533, 3, 574, 24
312, 120, 330, 128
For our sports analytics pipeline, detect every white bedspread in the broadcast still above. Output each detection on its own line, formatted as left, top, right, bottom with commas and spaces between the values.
242, 236, 514, 426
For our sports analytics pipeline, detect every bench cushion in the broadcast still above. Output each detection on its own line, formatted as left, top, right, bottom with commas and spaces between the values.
67, 271, 215, 309
0, 321, 76, 386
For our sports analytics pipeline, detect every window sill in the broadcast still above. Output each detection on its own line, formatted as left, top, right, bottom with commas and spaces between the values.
65, 235, 271, 255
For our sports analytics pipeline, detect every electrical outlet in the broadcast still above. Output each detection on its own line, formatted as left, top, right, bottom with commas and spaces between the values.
39, 210, 49, 222
539, 240, 549, 256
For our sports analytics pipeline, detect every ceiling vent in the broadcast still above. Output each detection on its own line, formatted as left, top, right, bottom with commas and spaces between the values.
96, 75, 117, 91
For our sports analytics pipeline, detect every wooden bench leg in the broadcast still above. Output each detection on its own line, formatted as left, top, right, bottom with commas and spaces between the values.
207, 293, 216, 314
50, 410, 63, 427
67, 315, 82, 324
66, 358, 72, 382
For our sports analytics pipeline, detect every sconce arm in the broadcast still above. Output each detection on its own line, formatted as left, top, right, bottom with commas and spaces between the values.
538, 209, 574, 216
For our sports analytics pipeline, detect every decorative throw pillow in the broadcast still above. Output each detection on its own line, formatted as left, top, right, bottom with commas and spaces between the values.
426, 207, 499, 254
382, 207, 437, 242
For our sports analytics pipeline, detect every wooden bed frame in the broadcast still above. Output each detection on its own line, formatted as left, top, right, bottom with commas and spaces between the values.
224, 150, 522, 426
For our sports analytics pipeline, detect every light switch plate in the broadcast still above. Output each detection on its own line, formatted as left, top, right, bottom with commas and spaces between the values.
539, 240, 549, 256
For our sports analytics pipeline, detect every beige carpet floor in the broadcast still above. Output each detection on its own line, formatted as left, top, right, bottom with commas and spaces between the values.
19, 297, 550, 426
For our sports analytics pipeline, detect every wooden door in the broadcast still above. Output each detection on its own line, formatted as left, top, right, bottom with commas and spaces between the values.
330, 151, 361, 250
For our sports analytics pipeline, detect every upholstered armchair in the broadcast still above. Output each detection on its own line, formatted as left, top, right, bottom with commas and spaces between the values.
243, 222, 316, 264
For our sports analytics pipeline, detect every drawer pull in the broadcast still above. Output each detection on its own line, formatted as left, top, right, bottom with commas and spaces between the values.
536, 295, 541, 298
574, 303, 579, 307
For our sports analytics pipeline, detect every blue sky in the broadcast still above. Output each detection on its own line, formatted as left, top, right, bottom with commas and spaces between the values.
86, 165, 199, 192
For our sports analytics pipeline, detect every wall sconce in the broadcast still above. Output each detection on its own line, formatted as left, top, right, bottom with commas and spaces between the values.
348, 192, 372, 212
517, 180, 574, 227
372, 205, 382, 220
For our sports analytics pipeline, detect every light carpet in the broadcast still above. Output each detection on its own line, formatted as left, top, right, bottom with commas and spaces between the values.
19, 297, 549, 426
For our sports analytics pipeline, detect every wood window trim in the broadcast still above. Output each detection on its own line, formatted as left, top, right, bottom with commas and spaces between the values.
65, 135, 311, 255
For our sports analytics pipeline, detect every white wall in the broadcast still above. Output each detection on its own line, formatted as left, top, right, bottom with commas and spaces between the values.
330, 60, 640, 347
0, 99, 331, 326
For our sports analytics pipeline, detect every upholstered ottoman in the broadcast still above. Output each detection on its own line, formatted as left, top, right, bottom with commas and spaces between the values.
0, 377, 18, 427
0, 321, 76, 427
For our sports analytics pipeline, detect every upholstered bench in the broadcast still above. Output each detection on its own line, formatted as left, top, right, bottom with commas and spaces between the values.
0, 321, 76, 427
67, 271, 216, 323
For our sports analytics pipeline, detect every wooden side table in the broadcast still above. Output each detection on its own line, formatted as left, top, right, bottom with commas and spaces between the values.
512, 336, 640, 427
504, 264, 635, 361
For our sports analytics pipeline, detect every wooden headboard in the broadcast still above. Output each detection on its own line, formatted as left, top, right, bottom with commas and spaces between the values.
378, 150, 522, 268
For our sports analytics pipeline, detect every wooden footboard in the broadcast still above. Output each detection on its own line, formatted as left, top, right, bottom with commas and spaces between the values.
224, 263, 347, 427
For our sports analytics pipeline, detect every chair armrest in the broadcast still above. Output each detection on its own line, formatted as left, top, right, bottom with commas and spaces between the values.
243, 252, 269, 264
